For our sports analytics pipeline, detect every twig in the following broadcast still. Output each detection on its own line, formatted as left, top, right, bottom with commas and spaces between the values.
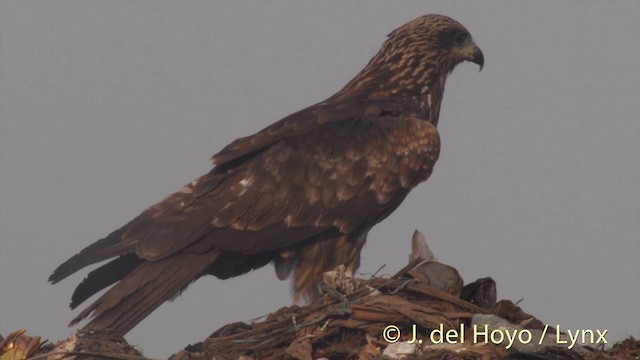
390, 257, 424, 279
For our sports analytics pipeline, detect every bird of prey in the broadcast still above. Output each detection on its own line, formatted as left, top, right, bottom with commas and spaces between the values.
50, 14, 484, 335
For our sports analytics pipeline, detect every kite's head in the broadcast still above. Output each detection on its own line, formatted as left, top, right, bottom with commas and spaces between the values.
341, 14, 483, 102
384, 14, 484, 74
433, 18, 484, 72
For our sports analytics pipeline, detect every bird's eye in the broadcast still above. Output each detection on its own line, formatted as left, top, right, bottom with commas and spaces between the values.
454, 32, 467, 46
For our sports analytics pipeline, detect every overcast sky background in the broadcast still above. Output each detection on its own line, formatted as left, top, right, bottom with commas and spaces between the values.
1, 1, 639, 358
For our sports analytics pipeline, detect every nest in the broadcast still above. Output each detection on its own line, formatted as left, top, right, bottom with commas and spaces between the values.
167, 231, 638, 360
2, 231, 638, 360
169, 267, 611, 360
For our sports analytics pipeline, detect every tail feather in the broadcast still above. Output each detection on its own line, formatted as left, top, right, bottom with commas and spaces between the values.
70, 253, 141, 309
71, 251, 219, 335
49, 224, 137, 284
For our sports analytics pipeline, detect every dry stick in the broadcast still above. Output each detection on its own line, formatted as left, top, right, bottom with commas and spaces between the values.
406, 282, 490, 314
390, 257, 425, 280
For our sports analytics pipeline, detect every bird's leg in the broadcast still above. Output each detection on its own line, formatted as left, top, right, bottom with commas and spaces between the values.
318, 265, 353, 315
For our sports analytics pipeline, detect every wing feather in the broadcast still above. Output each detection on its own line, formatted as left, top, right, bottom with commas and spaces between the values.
166, 114, 438, 255
52, 99, 439, 291
211, 98, 408, 167
168, 114, 435, 255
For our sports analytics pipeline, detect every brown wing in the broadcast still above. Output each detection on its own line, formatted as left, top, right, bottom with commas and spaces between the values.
51, 102, 439, 280
129, 113, 440, 262
211, 97, 410, 167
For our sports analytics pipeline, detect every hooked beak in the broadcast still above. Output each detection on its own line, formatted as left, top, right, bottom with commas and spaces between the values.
471, 45, 484, 71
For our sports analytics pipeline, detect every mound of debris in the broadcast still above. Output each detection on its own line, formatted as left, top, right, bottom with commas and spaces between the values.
167, 231, 635, 360
2, 231, 638, 360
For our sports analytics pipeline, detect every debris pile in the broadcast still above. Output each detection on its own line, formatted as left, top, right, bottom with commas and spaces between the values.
167, 231, 637, 360
2, 231, 638, 359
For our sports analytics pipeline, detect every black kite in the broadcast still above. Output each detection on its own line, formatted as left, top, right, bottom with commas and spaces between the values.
50, 14, 484, 335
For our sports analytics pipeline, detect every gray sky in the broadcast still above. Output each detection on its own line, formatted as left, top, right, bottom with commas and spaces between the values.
1, 1, 638, 358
